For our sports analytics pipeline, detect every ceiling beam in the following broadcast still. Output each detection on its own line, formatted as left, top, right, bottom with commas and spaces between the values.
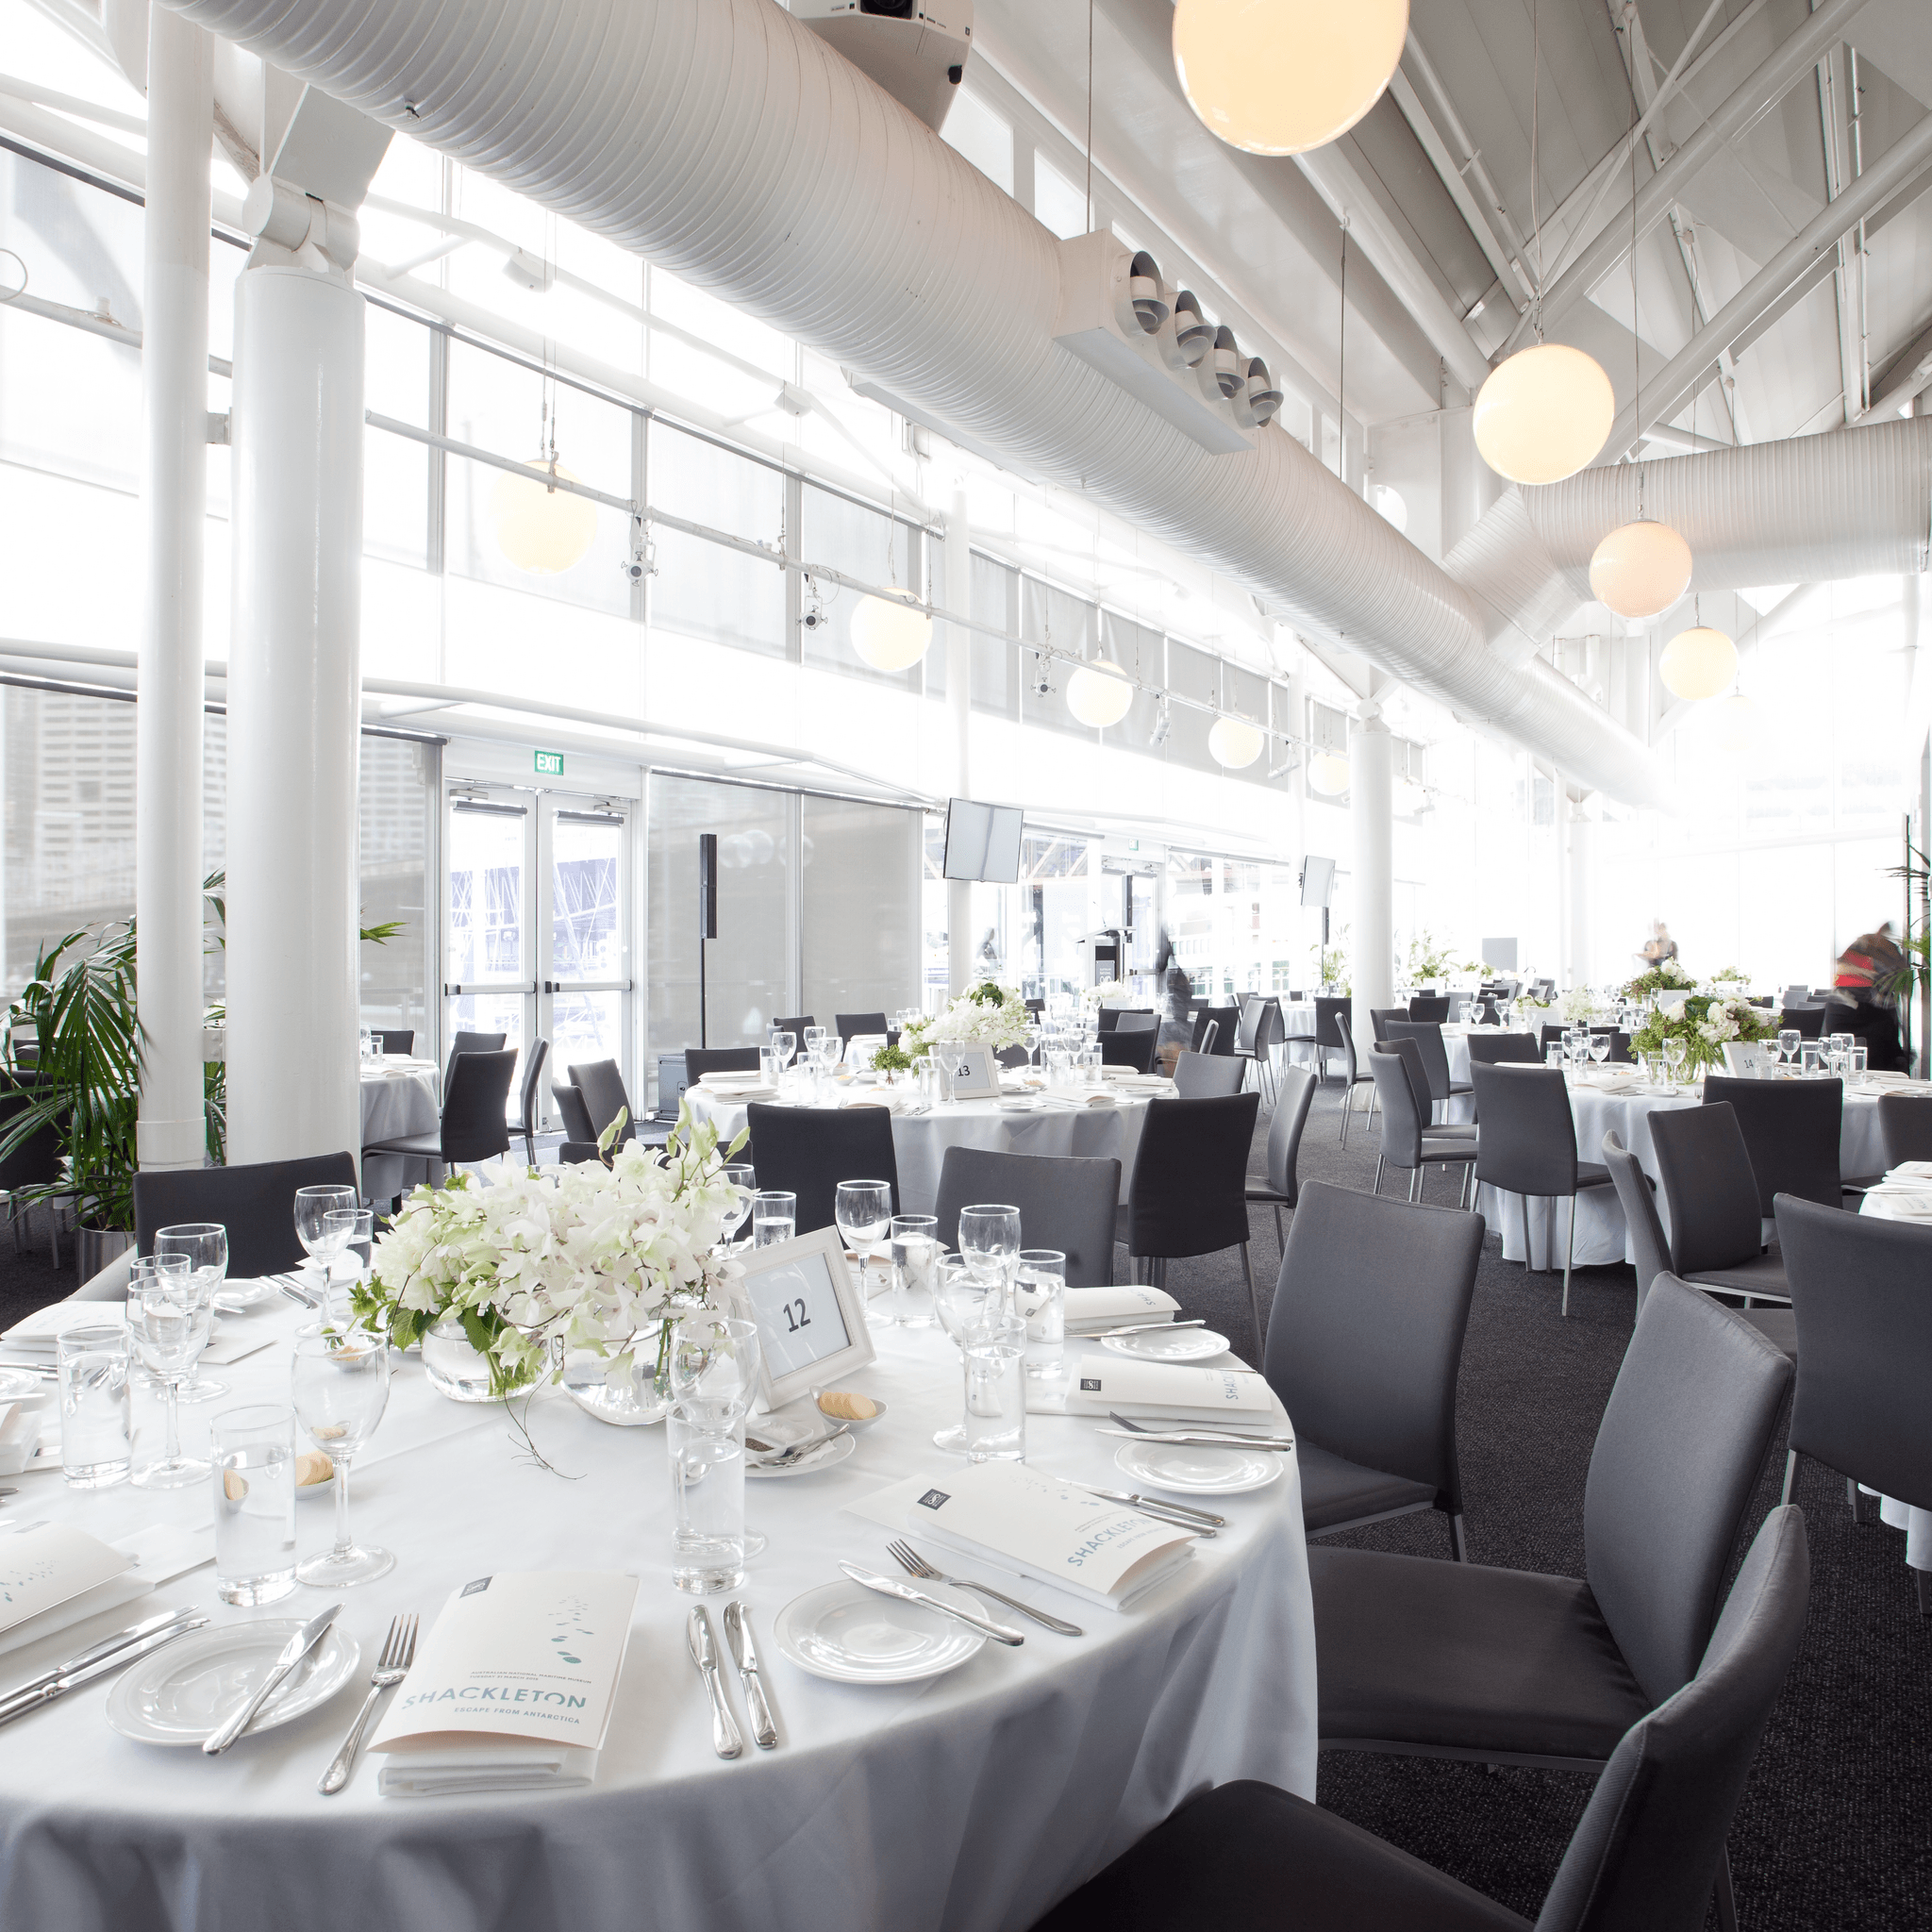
1854, 317, 1932, 425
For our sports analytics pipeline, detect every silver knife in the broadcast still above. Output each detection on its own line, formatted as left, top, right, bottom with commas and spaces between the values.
1081, 1486, 1224, 1533
0, 1609, 209, 1728
839, 1562, 1024, 1646
687, 1607, 742, 1759
722, 1601, 777, 1751
1097, 1427, 1295, 1451
0, 1604, 202, 1704
202, 1603, 340, 1756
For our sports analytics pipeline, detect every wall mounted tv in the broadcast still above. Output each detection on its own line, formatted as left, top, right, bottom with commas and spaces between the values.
942, 798, 1024, 883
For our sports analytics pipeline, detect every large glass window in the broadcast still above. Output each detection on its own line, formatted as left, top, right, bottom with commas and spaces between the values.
800, 485, 925, 690
648, 424, 787, 656
801, 795, 924, 1024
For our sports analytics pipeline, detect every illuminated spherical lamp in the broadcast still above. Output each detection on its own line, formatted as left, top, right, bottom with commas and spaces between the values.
850, 588, 933, 671
1659, 625, 1738, 701
1173, 0, 1409, 156
1066, 657, 1134, 728
1708, 693, 1760, 754
491, 458, 598, 575
1208, 715, 1264, 769
1588, 519, 1693, 620
1473, 344, 1617, 485
1308, 752, 1351, 795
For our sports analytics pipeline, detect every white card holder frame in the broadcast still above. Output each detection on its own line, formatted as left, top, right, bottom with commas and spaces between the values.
933, 1042, 1000, 1101
724, 1224, 878, 1413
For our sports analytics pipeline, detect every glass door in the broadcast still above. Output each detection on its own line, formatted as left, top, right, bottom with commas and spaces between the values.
444, 791, 533, 1080
541, 800, 633, 1096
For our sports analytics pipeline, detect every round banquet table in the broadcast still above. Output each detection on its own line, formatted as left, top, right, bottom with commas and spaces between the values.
684, 1084, 1157, 1214
0, 1289, 1316, 1932
359, 1058, 441, 1200
1473, 1071, 1890, 1268
1857, 1183, 1932, 1581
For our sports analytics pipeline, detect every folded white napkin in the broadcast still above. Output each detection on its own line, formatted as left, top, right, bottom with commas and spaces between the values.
1029, 1355, 1276, 1422
1036, 1091, 1118, 1110
841, 1091, 926, 1115
1887, 1161, 1932, 1182
377, 1740, 600, 1797
696, 1081, 779, 1102
1063, 1285, 1179, 1335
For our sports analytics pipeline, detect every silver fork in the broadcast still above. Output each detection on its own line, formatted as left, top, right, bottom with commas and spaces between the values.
318, 1613, 418, 1795
887, 1540, 1084, 1637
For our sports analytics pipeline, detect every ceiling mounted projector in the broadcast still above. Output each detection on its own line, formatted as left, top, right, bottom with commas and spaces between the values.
796, 1, 974, 134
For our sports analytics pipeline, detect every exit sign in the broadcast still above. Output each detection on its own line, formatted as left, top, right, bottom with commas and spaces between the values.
534, 750, 565, 777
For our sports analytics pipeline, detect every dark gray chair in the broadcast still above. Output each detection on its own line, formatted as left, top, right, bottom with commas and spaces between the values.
376, 1030, 415, 1057
444, 1029, 506, 1091
1386, 1018, 1473, 1121
771, 1015, 815, 1039
1702, 1074, 1850, 1208
1235, 998, 1283, 1104
1332, 1008, 1376, 1149
1032, 1506, 1810, 1932
743, 1102, 898, 1237
1368, 1047, 1476, 1208
1407, 995, 1450, 1023
514, 1037, 550, 1165
557, 1140, 608, 1167
683, 1047, 763, 1082
1776, 1193, 1932, 1613
1244, 1063, 1316, 1247
1187, 1009, 1223, 1054
367, 1048, 516, 1174
1099, 1027, 1158, 1074
834, 1010, 889, 1041
1465, 1032, 1541, 1068
134, 1151, 360, 1281
1310, 1277, 1792, 1774
553, 1079, 597, 1143
1174, 1050, 1243, 1098
1590, 1026, 1634, 1063
1112, 1010, 1159, 1033
1876, 1091, 1932, 1166
1121, 1092, 1264, 1351
1266, 1180, 1481, 1558
1377, 1035, 1475, 1143
1648, 1101, 1790, 1305
568, 1058, 638, 1147
1370, 1007, 1408, 1040
1303, 995, 1350, 1082
1466, 1062, 1614, 1315
932, 1146, 1121, 1288
1195, 1004, 1239, 1057
0, 1083, 65, 1266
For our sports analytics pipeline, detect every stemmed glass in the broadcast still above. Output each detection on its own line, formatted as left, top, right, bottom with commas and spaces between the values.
1663, 1037, 1689, 1091
769, 1030, 797, 1077
151, 1222, 230, 1402
958, 1203, 1023, 1303
291, 1327, 393, 1586
1589, 1033, 1611, 1073
1023, 1021, 1043, 1071
801, 1025, 826, 1061
128, 1255, 210, 1490
835, 1180, 896, 1326
294, 1185, 358, 1294
931, 1257, 1005, 1452
719, 1164, 755, 1247
1776, 1027, 1801, 1073
321, 1208, 375, 1325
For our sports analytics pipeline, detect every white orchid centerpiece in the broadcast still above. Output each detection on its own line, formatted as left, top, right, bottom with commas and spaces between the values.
351, 1100, 747, 1398
1558, 985, 1598, 1024
1081, 979, 1129, 1006
900, 981, 1032, 1056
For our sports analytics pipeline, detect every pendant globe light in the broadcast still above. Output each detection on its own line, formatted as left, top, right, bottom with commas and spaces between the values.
1066, 656, 1134, 728
1173, 0, 1409, 155
1472, 0, 1615, 485
1208, 713, 1264, 769
851, 588, 933, 671
1589, 511, 1693, 618
491, 457, 598, 575
1659, 620, 1737, 700
1708, 692, 1760, 754
1308, 751, 1351, 795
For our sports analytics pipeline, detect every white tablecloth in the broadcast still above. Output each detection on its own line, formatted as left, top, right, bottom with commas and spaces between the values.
1474, 1075, 1889, 1268
686, 1086, 1155, 1214
359, 1058, 441, 1200
0, 1293, 1316, 1932
1857, 1185, 1932, 1574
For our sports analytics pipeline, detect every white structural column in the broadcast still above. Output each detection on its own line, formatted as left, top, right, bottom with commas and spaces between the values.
1567, 791, 1594, 990
943, 486, 973, 999
1350, 708, 1395, 1052
134, 8, 211, 1174
225, 262, 365, 1166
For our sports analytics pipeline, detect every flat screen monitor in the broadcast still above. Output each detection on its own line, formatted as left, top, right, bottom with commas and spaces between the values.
942, 798, 1024, 883
1299, 855, 1335, 908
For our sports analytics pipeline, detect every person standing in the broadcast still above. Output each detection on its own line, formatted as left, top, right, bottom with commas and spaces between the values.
1637, 919, 1678, 968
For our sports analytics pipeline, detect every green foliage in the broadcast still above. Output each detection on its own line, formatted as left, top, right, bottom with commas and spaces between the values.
1622, 960, 1696, 1001
871, 1042, 915, 1073
1628, 992, 1777, 1074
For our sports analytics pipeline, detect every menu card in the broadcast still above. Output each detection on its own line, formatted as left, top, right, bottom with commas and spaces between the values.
856, 1462, 1195, 1611
0, 1300, 127, 1362
1061, 1357, 1277, 1423
369, 1571, 639, 1796
0, 1523, 149, 1659
1063, 1286, 1178, 1336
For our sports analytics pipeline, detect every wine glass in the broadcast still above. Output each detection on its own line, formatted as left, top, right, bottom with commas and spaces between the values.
128, 1256, 209, 1489
801, 1025, 826, 1058
931, 1257, 1004, 1452
293, 1185, 358, 1291
958, 1203, 1023, 1301
150, 1222, 232, 1403
321, 1208, 375, 1326
720, 1164, 755, 1246
668, 1311, 764, 1422
291, 1327, 393, 1586
1589, 1033, 1611, 1071
1023, 1021, 1043, 1071
1776, 1027, 1800, 1072
769, 1030, 796, 1074
1663, 1037, 1689, 1091
835, 1180, 895, 1326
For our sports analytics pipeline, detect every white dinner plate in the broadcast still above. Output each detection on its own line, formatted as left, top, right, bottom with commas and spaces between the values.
746, 1432, 857, 1480
1101, 1326, 1229, 1363
774, 1578, 989, 1683
1113, 1439, 1283, 1496
106, 1619, 361, 1746
214, 1278, 274, 1313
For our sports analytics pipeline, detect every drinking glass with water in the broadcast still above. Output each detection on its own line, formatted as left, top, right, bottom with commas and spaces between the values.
890, 1214, 941, 1328
752, 1191, 796, 1248
211, 1403, 297, 1607
58, 1324, 131, 1489
961, 1314, 1027, 1463
1013, 1249, 1066, 1381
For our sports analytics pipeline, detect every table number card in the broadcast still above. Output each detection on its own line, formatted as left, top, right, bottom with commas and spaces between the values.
728, 1224, 877, 1409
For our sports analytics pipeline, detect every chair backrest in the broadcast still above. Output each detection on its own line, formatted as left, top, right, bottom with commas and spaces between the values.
1366, 1048, 1424, 1169
1261, 1065, 1316, 1205
1701, 1074, 1842, 1213
1264, 1179, 1481, 1513
1777, 1192, 1932, 1508
517, 1037, 551, 1139
557, 1140, 609, 1168
1197, 1005, 1240, 1055
1468, 1063, 1579, 1196
552, 1081, 597, 1142
771, 1016, 815, 1038
1330, 1005, 1358, 1084
1125, 1092, 1261, 1261
1877, 1091, 1932, 1167
1369, 1008, 1407, 1040
445, 1031, 507, 1091
1094, 1008, 1123, 1034
1384, 1019, 1453, 1104
1601, 1130, 1671, 1310
440, 1049, 517, 1163
1250, 1001, 1283, 1060
1583, 1275, 1792, 1707
1235, 993, 1267, 1052
1445, 992, 1471, 1024
1174, 1050, 1245, 1098
1539, 1024, 1569, 1054
1407, 995, 1450, 1023
1312, 995, 1350, 1050
1465, 1030, 1541, 1066
834, 1011, 888, 1041
1784, 1002, 1850, 1041
931, 1146, 1121, 1287
1536, 1507, 1809, 1932
683, 1046, 763, 1082
134, 1152, 361, 1279
994, 1044, 1031, 1069
1589, 1026, 1634, 1063
376, 1030, 415, 1057
1193, 1017, 1219, 1055
1099, 1027, 1158, 1074
742, 1102, 900, 1236
0, 1085, 61, 1191
1647, 1101, 1764, 1276
1112, 1010, 1159, 1034
567, 1059, 635, 1143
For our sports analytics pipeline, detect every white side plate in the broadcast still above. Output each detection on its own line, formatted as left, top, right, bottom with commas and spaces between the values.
1101, 1327, 1229, 1363
746, 1432, 857, 1480
1114, 1439, 1283, 1496
774, 1578, 989, 1684
106, 1619, 360, 1746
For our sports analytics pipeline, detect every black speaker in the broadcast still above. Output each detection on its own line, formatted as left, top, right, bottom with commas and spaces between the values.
698, 833, 718, 941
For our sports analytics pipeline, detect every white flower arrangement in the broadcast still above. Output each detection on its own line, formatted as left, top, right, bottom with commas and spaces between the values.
1081, 979, 1129, 1006
901, 981, 1032, 1054
1558, 986, 1597, 1024
352, 1100, 747, 1397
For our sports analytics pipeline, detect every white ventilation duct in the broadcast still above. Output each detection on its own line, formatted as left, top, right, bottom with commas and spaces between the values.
160, 0, 1667, 802
1451, 418, 1932, 665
